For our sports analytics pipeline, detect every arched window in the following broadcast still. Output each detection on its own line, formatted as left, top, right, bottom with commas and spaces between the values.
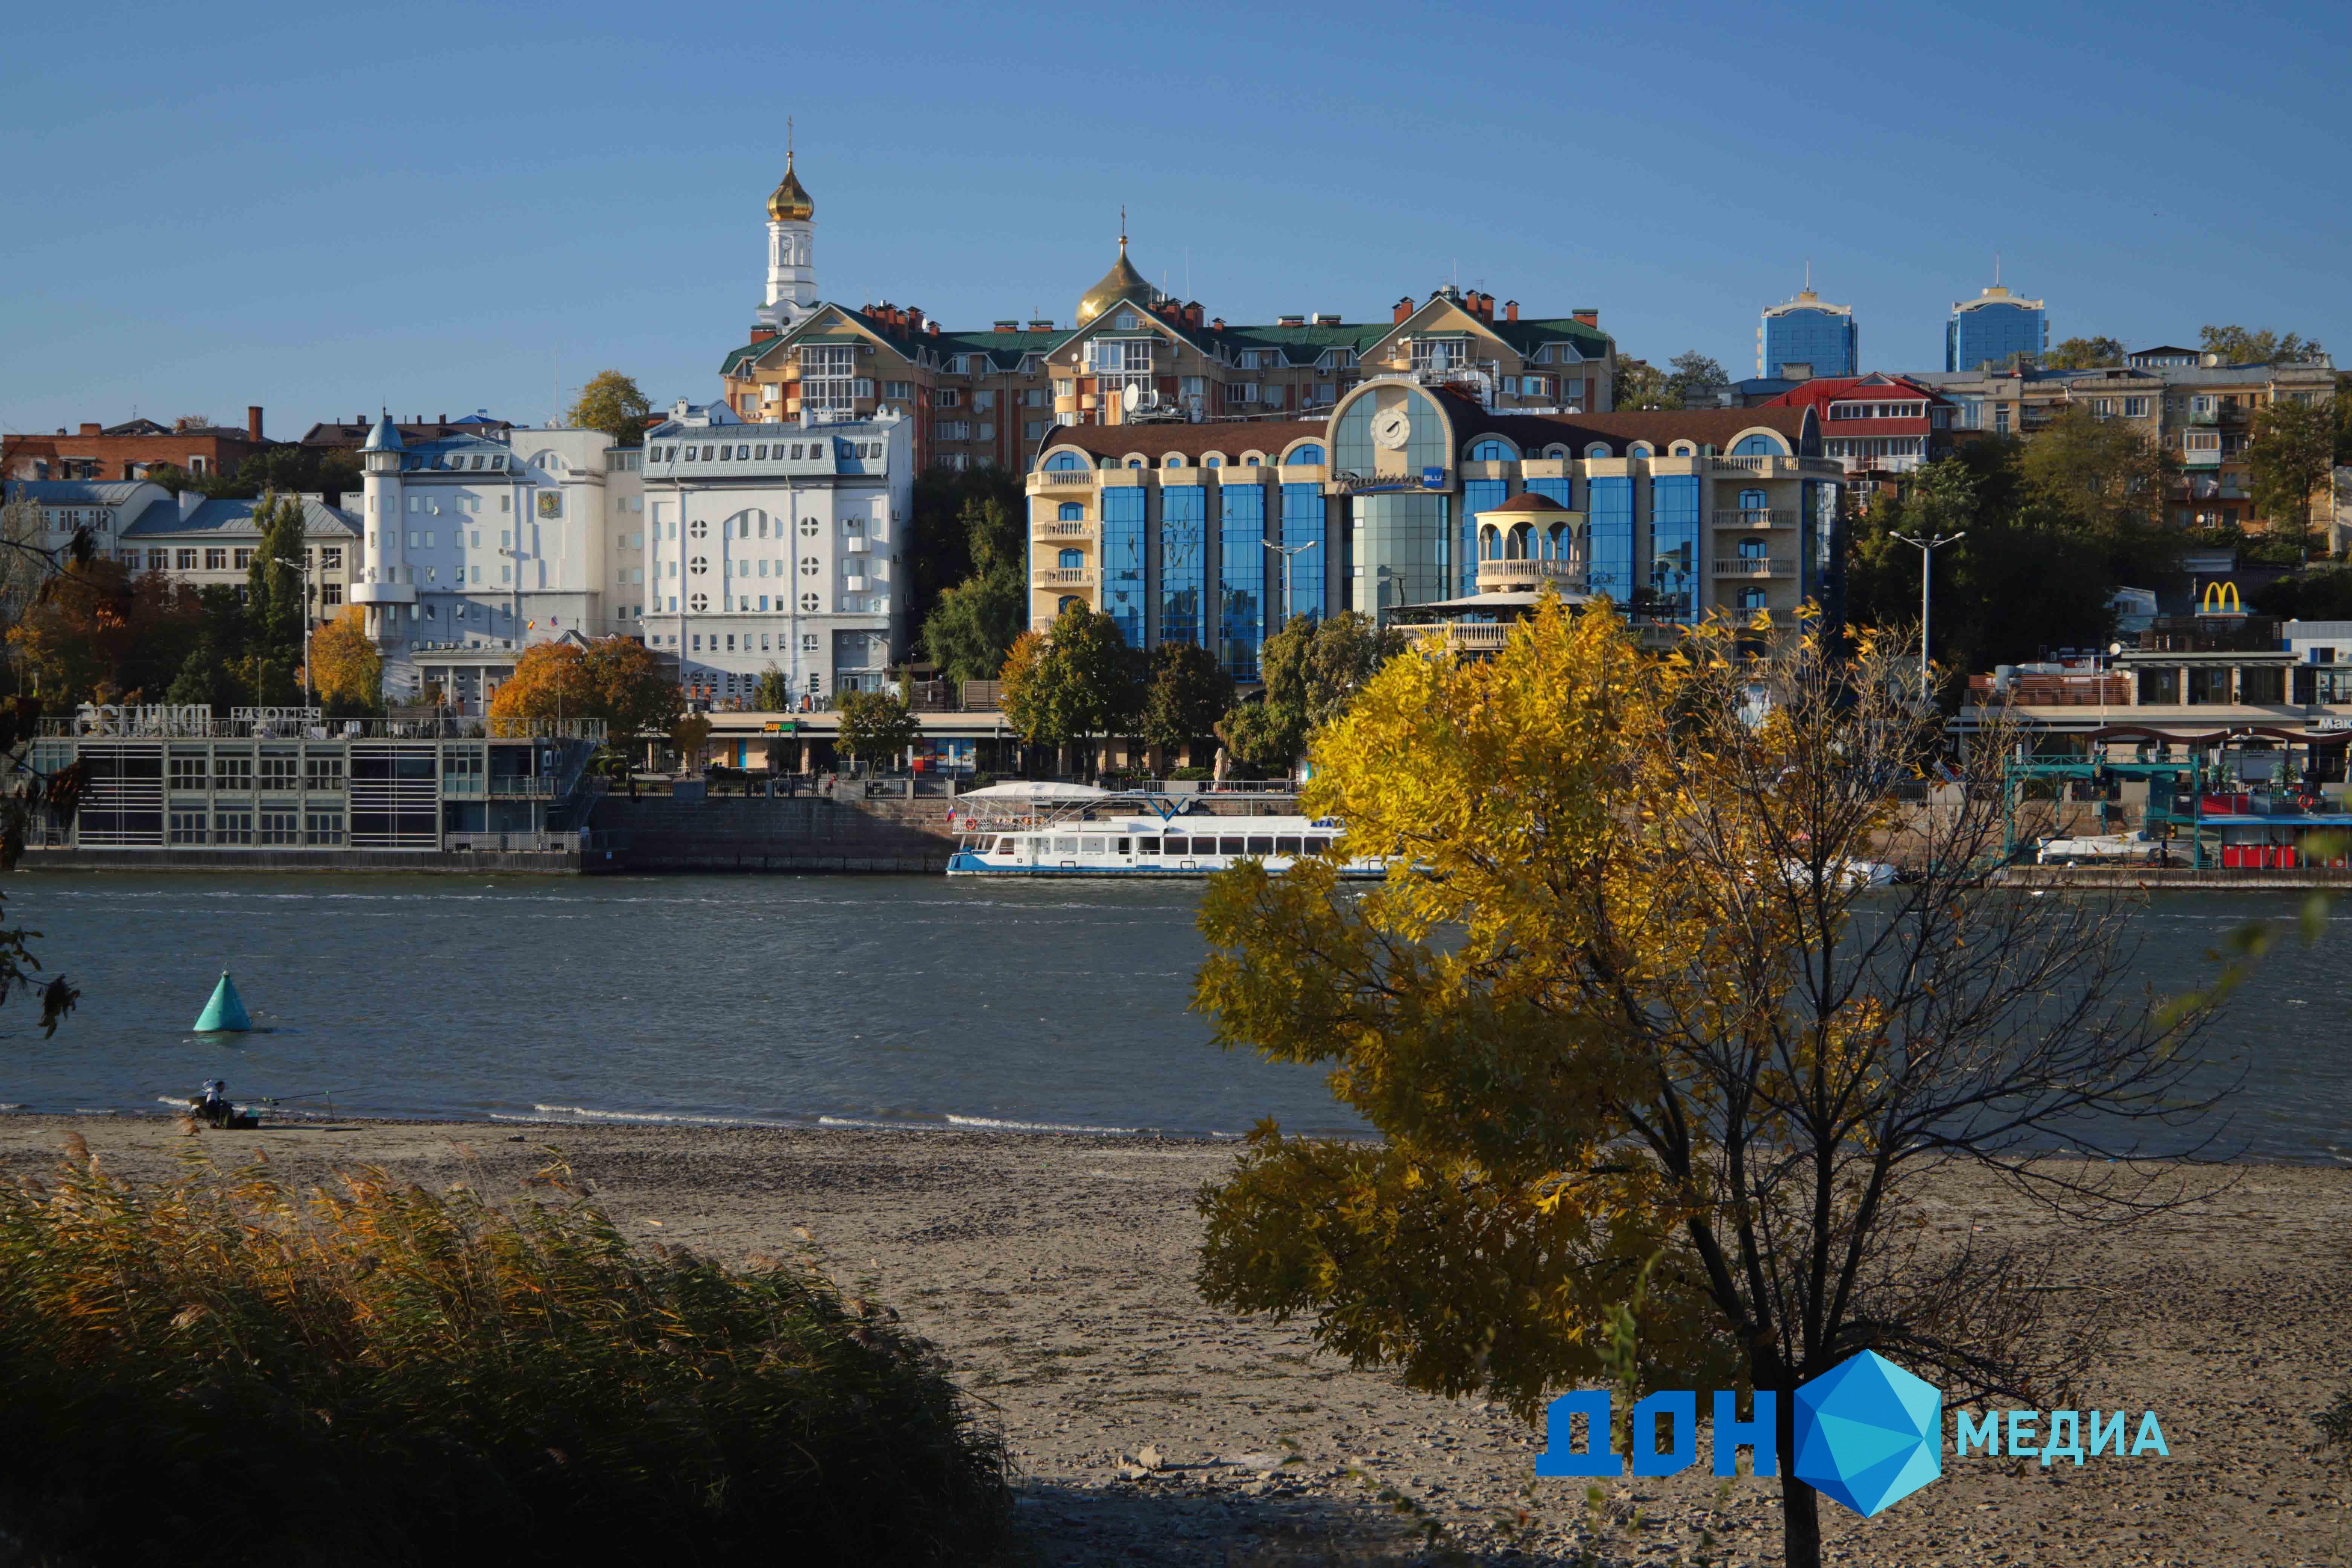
1738, 587, 1767, 610
1670, 441, 1695, 456
1479, 524, 1499, 560
1547, 522, 1570, 559
1732, 433, 1787, 456
1058, 548, 1084, 569
1163, 454, 1187, 468
1738, 537, 1767, 560
1738, 488, 1767, 511
1044, 451, 1082, 471
1058, 595, 1085, 615
1058, 502, 1084, 521
1285, 443, 1326, 466
1240, 451, 1266, 467
1202, 453, 1224, 468
1507, 523, 1532, 559
1544, 444, 1570, 459
1127, 458, 1145, 469
1628, 442, 1653, 459
1585, 443, 1611, 459
1469, 438, 1514, 462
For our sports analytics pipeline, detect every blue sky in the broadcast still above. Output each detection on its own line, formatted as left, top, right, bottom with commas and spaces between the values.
5, 0, 2347, 439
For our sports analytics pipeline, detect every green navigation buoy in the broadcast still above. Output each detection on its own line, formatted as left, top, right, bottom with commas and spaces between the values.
193, 971, 253, 1033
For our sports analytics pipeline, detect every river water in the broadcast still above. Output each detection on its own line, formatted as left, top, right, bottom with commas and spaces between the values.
0, 875, 2344, 1164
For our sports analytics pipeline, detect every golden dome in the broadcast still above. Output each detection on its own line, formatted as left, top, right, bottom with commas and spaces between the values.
766, 153, 813, 222
1078, 236, 1151, 324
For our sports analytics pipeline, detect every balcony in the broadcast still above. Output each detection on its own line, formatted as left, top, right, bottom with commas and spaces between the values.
1033, 470, 1098, 488
1707, 455, 1845, 479
1033, 520, 1091, 539
1712, 556, 1795, 578
1712, 508, 1797, 528
1474, 559, 1586, 592
1033, 566, 1095, 587
2181, 447, 2223, 469
1398, 621, 1513, 654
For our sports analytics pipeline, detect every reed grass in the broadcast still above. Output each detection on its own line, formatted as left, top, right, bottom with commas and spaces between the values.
0, 1136, 1010, 1566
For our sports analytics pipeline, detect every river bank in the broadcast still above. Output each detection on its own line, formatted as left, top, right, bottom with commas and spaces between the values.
3, 1116, 2343, 1566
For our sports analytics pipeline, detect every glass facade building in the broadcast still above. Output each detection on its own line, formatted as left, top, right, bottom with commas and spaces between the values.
1759, 297, 1857, 378
1586, 476, 1634, 602
1279, 483, 1325, 624
1461, 478, 1510, 594
1946, 288, 2047, 372
1159, 484, 1208, 647
1102, 487, 1147, 650
1218, 485, 1266, 679
1649, 475, 1700, 622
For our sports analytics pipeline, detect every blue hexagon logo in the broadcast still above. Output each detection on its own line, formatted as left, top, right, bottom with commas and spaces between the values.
1791, 1351, 1943, 1517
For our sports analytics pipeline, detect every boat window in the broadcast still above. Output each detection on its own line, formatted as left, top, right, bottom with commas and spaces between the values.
1247, 836, 1274, 856
1081, 836, 1106, 854
1138, 837, 1160, 854
1165, 836, 1189, 855
994, 838, 1016, 854
1219, 836, 1245, 856
1054, 835, 1078, 853
1117, 837, 1130, 855
1275, 836, 1302, 855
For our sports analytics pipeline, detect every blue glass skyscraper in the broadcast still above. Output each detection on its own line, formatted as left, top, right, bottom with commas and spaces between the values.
1758, 288, 1856, 379
1946, 284, 2047, 372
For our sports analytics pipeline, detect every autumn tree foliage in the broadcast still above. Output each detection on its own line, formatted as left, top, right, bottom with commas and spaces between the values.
8, 561, 204, 705
488, 638, 676, 737
1192, 599, 2224, 1568
565, 370, 653, 447
304, 606, 382, 713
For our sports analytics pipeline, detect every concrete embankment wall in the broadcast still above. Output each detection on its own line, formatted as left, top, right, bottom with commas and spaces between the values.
586, 796, 956, 874
1999, 865, 2352, 891
18, 848, 583, 874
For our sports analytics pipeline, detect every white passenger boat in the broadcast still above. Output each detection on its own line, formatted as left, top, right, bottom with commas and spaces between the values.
943, 782, 1384, 878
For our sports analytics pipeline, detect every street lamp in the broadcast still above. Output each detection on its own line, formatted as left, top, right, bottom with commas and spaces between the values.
1262, 538, 1320, 632
270, 550, 314, 710
1889, 530, 1965, 689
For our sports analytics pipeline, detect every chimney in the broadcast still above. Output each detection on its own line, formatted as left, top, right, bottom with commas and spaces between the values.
435, 412, 446, 424
1184, 302, 1203, 329
1211, 317, 1225, 331
79, 423, 101, 437
1312, 312, 1342, 326
1504, 300, 1519, 323
927, 320, 940, 335
1394, 296, 1415, 324
1572, 309, 1599, 328
1277, 314, 1305, 328
994, 320, 1018, 333
179, 489, 203, 521
247, 406, 263, 442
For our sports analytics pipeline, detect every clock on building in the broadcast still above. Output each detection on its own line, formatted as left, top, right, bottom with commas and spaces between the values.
1372, 406, 1412, 450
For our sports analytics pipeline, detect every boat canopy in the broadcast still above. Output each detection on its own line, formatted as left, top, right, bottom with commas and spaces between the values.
956, 781, 1110, 802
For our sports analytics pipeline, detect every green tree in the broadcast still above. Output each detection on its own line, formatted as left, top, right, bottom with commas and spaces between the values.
2199, 324, 2325, 365
245, 492, 308, 691
1000, 605, 1138, 771
1192, 602, 2224, 1568
2043, 335, 2126, 370
2246, 395, 2337, 542
566, 371, 653, 447
907, 466, 1020, 640
1612, 357, 1671, 410
2017, 407, 2176, 541
834, 688, 920, 769
1138, 641, 1232, 755
753, 665, 793, 710
1217, 611, 1403, 770
1664, 349, 1729, 406
919, 489, 1026, 682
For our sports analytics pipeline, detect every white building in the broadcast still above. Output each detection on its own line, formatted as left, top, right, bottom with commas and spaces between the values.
639, 401, 913, 706
349, 415, 646, 707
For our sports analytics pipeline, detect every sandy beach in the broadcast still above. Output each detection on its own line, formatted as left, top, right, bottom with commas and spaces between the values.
2, 1116, 2345, 1566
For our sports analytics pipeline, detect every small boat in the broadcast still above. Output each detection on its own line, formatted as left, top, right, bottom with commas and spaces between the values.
2035, 830, 2161, 866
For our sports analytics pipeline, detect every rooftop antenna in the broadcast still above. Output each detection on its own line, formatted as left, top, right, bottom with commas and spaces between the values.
1804, 258, 1811, 291
1994, 252, 2002, 287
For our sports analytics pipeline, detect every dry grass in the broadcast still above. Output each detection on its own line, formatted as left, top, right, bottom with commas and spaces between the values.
0, 1135, 1011, 1567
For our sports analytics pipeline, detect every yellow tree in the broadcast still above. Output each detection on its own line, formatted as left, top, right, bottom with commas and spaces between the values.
305, 606, 381, 712
490, 637, 675, 738
566, 370, 652, 447
1193, 599, 2223, 1567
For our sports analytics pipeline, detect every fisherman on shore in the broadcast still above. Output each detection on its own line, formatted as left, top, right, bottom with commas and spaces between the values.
196, 1078, 232, 1129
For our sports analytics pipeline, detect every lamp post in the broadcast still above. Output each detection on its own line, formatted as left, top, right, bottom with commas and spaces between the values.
1889, 530, 1965, 689
1262, 537, 1320, 634
270, 550, 314, 710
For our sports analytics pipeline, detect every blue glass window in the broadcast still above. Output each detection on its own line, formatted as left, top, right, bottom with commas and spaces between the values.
1102, 487, 1146, 649
1738, 488, 1767, 511
1462, 479, 1509, 594
1160, 484, 1208, 647
1524, 476, 1573, 508
1286, 443, 1325, 466
1469, 439, 1513, 461
1219, 485, 1267, 680
1649, 475, 1700, 623
1587, 476, 1633, 602
1058, 502, 1083, 521
1280, 483, 1324, 624
1058, 548, 1084, 569
1732, 434, 1785, 456
1738, 587, 1766, 610
1044, 451, 1082, 471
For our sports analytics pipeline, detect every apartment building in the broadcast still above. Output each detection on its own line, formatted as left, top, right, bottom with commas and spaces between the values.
712, 161, 1615, 473
1024, 382, 1837, 680
636, 401, 913, 706
1759, 374, 1954, 477
1914, 354, 2336, 529
118, 493, 358, 625
4, 409, 273, 483
1759, 286, 1857, 379
1945, 282, 2047, 372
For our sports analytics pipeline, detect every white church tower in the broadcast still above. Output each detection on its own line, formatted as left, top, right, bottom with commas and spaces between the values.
350, 412, 415, 649
754, 131, 818, 331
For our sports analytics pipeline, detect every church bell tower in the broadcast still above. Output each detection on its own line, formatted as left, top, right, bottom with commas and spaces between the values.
756, 125, 817, 331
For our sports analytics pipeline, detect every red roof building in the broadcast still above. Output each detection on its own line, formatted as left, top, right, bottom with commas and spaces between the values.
1759, 374, 1954, 478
